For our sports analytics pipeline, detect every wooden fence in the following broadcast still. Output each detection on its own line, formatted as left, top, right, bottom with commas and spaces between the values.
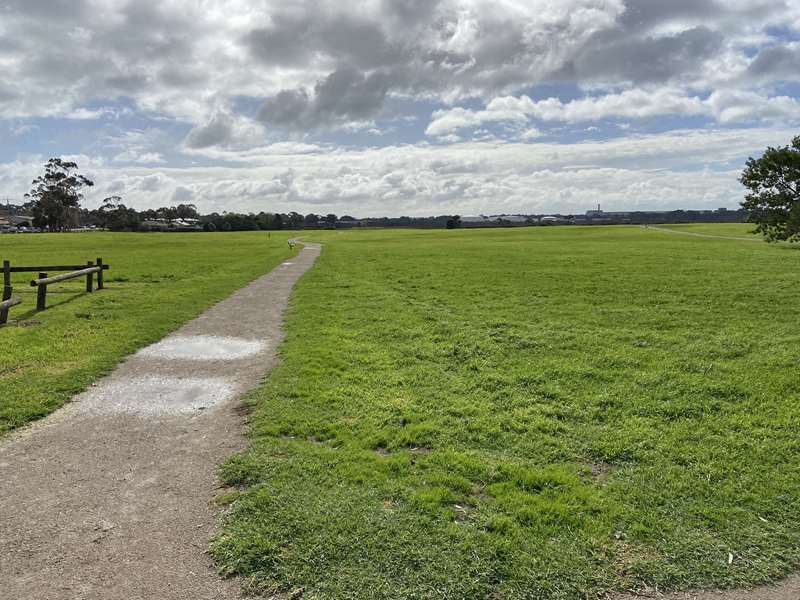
1, 258, 110, 325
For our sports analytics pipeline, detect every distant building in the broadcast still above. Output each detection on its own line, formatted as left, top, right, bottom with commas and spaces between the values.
586, 203, 604, 216
0, 214, 33, 230
540, 215, 569, 224
140, 218, 202, 232
495, 215, 528, 223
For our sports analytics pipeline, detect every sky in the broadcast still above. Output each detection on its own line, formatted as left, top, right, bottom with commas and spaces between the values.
1, 0, 799, 217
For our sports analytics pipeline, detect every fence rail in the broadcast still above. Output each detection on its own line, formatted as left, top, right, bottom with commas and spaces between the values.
1, 258, 109, 325
30, 266, 101, 287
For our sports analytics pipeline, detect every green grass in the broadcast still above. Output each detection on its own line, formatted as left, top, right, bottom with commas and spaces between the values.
213, 225, 800, 599
0, 231, 292, 434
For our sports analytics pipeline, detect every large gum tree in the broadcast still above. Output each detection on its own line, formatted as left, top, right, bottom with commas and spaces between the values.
25, 158, 94, 232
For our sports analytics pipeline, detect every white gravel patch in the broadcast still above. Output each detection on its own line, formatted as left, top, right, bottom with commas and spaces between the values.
80, 376, 238, 416
137, 335, 264, 360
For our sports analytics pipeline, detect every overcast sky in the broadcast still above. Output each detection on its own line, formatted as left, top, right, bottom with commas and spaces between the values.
1, 0, 799, 216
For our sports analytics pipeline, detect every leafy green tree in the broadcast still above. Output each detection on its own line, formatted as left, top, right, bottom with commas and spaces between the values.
98, 196, 140, 231
175, 203, 199, 219
741, 135, 800, 242
25, 158, 94, 231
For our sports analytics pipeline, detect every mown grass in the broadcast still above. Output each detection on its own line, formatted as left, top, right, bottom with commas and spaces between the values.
213, 225, 800, 599
0, 231, 292, 434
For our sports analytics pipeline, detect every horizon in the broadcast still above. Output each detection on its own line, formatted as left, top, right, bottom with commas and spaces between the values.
2, 1, 799, 217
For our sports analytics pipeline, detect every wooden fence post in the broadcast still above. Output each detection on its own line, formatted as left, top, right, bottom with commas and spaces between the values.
86, 261, 94, 293
0, 261, 11, 324
37, 272, 47, 310
0, 276, 12, 325
96, 257, 103, 289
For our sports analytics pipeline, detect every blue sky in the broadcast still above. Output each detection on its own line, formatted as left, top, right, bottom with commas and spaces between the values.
1, 0, 799, 216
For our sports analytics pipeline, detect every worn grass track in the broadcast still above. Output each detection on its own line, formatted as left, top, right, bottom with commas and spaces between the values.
0, 231, 292, 435
213, 226, 800, 599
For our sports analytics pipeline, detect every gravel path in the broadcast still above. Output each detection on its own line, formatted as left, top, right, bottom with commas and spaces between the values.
613, 576, 800, 600
645, 225, 760, 242
0, 242, 321, 600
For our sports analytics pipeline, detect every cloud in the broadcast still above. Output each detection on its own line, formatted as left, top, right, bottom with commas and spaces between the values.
562, 26, 725, 85
3, 127, 794, 216
426, 87, 800, 136
0, 0, 798, 129
185, 112, 235, 149
257, 67, 391, 130
184, 111, 267, 149
66, 107, 125, 120
112, 151, 165, 165
747, 43, 800, 81
707, 90, 800, 123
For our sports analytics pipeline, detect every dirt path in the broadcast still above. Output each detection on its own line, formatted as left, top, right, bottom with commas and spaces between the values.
613, 576, 800, 600
0, 242, 321, 600
645, 225, 760, 242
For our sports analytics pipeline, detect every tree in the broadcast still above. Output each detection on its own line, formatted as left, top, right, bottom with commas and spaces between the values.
175, 203, 199, 220
304, 213, 319, 227
156, 206, 178, 224
741, 135, 800, 242
98, 196, 140, 231
25, 158, 94, 231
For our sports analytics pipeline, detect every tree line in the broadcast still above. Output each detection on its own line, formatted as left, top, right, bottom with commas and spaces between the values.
13, 158, 461, 232
12, 141, 800, 240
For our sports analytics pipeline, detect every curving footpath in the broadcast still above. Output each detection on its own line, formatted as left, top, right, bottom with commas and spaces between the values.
614, 576, 800, 600
644, 225, 760, 242
0, 242, 320, 600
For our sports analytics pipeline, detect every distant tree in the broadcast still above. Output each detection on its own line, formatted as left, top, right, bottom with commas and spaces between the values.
174, 203, 199, 219
304, 213, 319, 226
98, 196, 140, 231
446, 215, 461, 229
287, 211, 304, 229
741, 135, 800, 242
25, 158, 94, 231
156, 206, 178, 223
324, 213, 337, 224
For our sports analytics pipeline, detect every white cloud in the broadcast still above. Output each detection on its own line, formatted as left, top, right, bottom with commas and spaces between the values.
3, 127, 793, 216
112, 151, 165, 164
426, 87, 800, 136
707, 90, 800, 123
65, 107, 129, 120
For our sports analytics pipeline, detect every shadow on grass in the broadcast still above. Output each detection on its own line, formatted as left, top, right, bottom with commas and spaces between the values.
4, 287, 95, 323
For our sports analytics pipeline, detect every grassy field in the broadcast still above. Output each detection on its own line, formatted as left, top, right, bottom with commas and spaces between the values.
212, 225, 800, 599
0, 231, 292, 434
